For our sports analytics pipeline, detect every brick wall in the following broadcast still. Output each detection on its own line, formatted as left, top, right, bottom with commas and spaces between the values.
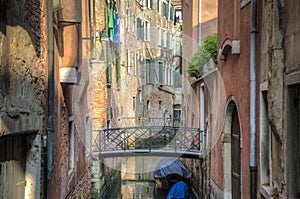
66, 168, 92, 199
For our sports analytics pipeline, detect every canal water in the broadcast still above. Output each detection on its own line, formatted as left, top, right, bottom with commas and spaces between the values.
103, 157, 197, 199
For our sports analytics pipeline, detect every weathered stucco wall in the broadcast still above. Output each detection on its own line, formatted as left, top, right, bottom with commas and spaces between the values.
0, 0, 47, 136
259, 0, 286, 198
0, 0, 47, 198
214, 1, 254, 198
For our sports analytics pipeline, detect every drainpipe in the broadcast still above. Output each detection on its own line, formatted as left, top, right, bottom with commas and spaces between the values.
47, 0, 54, 183
250, 0, 257, 198
198, 0, 202, 46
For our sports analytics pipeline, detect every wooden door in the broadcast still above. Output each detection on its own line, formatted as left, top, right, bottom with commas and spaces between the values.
0, 135, 26, 199
231, 106, 241, 199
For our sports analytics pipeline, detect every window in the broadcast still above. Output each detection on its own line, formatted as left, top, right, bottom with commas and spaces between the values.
259, 91, 272, 197
138, 90, 142, 103
164, 63, 168, 85
146, 0, 153, 9
132, 13, 135, 34
157, 0, 161, 14
85, 114, 91, 158
163, 1, 169, 18
170, 68, 173, 86
145, 20, 150, 41
126, 9, 130, 32
173, 108, 181, 126
133, 97, 136, 111
287, 85, 300, 198
200, 85, 205, 131
157, 27, 161, 45
159, 100, 162, 110
134, 53, 137, 75
146, 59, 155, 83
175, 9, 182, 23
163, 29, 167, 48
168, 65, 171, 85
159, 61, 164, 84
68, 118, 75, 170
146, 59, 151, 82
116, 56, 121, 88
170, 5, 174, 21
147, 100, 150, 111
136, 18, 144, 40
175, 36, 182, 56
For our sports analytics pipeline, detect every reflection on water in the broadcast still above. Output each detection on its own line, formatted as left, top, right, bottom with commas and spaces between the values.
103, 157, 196, 199
108, 181, 168, 199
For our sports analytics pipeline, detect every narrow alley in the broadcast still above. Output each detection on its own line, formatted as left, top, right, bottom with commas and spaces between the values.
0, 0, 300, 199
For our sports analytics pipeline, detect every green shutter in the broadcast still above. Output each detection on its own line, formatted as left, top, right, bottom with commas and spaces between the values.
159, 62, 163, 84
166, 3, 169, 19
136, 18, 140, 39
150, 59, 155, 82
116, 56, 121, 88
106, 42, 111, 84
146, 59, 150, 82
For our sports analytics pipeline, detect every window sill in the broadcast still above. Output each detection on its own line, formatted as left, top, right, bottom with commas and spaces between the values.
68, 168, 74, 176
260, 185, 273, 199
241, 0, 251, 9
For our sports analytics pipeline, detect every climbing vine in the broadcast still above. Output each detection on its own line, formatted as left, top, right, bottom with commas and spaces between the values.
187, 33, 218, 78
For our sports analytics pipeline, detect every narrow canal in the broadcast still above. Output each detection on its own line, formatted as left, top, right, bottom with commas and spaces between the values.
100, 157, 198, 199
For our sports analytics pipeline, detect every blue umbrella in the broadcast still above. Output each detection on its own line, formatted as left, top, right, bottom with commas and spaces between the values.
153, 158, 190, 179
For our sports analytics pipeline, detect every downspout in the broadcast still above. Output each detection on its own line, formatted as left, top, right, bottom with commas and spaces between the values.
198, 0, 202, 46
250, 0, 257, 198
47, 0, 54, 183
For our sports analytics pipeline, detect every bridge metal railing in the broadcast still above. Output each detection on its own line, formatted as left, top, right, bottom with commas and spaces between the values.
110, 117, 181, 128
92, 126, 204, 159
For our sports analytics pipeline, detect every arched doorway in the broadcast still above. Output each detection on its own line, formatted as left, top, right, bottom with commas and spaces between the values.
223, 100, 241, 199
231, 106, 241, 198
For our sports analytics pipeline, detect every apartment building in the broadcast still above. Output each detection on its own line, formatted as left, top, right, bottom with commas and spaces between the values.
90, 0, 181, 197
91, 0, 180, 128
117, 0, 180, 127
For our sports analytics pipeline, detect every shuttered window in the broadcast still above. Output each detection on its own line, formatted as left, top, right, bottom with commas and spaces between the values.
159, 61, 164, 84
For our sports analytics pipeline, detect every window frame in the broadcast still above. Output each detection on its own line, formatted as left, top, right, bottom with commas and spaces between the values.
144, 20, 150, 42
68, 117, 75, 171
157, 26, 162, 46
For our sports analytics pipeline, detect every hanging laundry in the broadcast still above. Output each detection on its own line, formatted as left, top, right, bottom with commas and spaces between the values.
108, 6, 114, 39
114, 11, 119, 47
120, 20, 124, 44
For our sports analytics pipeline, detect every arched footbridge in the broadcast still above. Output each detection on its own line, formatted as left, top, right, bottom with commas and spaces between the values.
92, 126, 204, 159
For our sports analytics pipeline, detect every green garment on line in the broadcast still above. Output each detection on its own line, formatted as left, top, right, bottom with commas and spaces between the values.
108, 6, 114, 38
108, 6, 114, 29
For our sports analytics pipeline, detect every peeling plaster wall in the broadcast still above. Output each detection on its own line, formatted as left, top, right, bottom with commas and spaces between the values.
0, 0, 46, 136
0, 0, 47, 198
260, 0, 286, 198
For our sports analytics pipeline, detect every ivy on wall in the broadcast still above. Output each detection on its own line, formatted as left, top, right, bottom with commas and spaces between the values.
187, 33, 218, 78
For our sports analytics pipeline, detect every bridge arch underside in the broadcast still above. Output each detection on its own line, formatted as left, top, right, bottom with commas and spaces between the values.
93, 149, 203, 159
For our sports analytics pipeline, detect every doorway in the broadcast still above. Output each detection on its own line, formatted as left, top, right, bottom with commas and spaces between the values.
223, 100, 241, 199
231, 106, 241, 199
